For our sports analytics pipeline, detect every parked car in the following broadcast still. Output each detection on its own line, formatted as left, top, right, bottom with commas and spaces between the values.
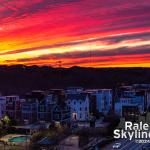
112, 143, 121, 149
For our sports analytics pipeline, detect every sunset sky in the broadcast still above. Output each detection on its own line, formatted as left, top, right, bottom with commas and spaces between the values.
0, 0, 150, 67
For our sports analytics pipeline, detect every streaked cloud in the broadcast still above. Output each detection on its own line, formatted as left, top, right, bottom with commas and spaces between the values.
0, 0, 150, 67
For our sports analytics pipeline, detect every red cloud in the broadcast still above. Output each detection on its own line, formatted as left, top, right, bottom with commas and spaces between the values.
0, 0, 150, 67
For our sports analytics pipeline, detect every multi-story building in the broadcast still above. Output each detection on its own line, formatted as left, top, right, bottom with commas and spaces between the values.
21, 101, 38, 124
146, 90, 150, 111
5, 95, 22, 122
47, 89, 66, 104
115, 90, 145, 120
37, 92, 56, 122
38, 89, 65, 122
66, 89, 90, 121
52, 103, 70, 125
0, 96, 6, 119
133, 84, 150, 111
21, 90, 45, 124
86, 89, 112, 115
22, 90, 64, 124
66, 87, 112, 121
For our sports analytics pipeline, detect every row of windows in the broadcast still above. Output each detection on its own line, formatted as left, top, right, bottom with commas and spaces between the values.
38, 113, 46, 119
38, 105, 46, 112
121, 99, 132, 104
54, 113, 70, 120
68, 101, 85, 105
22, 113, 33, 119
6, 97, 18, 101
73, 113, 89, 119
73, 107, 87, 111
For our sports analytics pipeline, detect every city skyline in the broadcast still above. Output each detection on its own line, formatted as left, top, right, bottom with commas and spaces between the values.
0, 0, 150, 67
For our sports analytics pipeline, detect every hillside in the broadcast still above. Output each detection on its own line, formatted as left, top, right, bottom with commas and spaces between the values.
0, 65, 150, 96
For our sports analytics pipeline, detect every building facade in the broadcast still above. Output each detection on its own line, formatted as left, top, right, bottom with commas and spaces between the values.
66, 92, 90, 121
52, 103, 70, 125
21, 101, 38, 124
5, 95, 22, 122
86, 89, 112, 115
115, 90, 145, 119
0, 96, 6, 119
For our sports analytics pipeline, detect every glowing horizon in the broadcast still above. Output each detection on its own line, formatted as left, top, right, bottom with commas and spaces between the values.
0, 0, 150, 67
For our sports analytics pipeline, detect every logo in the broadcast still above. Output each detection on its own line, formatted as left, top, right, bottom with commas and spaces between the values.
113, 113, 150, 143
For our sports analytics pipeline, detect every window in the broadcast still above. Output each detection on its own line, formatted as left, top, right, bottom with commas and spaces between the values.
74, 101, 76, 105
80, 101, 82, 105
23, 113, 30, 120
55, 114, 60, 120
80, 113, 82, 118
80, 107, 82, 111
85, 107, 87, 111
23, 105, 30, 111
39, 105, 45, 112
55, 107, 58, 111
39, 113, 45, 120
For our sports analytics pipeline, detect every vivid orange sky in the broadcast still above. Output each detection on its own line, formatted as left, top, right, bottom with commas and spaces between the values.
0, 0, 150, 67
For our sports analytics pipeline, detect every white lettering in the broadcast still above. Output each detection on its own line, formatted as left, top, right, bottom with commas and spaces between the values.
114, 130, 120, 139
125, 121, 132, 130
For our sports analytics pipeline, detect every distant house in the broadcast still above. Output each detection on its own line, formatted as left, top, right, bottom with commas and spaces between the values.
66, 92, 90, 121
52, 103, 71, 125
5, 95, 22, 122
0, 96, 6, 119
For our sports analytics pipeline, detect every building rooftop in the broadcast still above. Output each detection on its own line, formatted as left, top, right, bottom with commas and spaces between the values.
67, 93, 87, 101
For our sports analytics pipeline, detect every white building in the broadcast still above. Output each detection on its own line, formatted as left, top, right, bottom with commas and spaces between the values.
66, 90, 90, 121
86, 89, 112, 115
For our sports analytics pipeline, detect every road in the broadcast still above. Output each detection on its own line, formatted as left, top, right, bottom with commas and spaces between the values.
57, 135, 80, 150
100, 139, 145, 150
